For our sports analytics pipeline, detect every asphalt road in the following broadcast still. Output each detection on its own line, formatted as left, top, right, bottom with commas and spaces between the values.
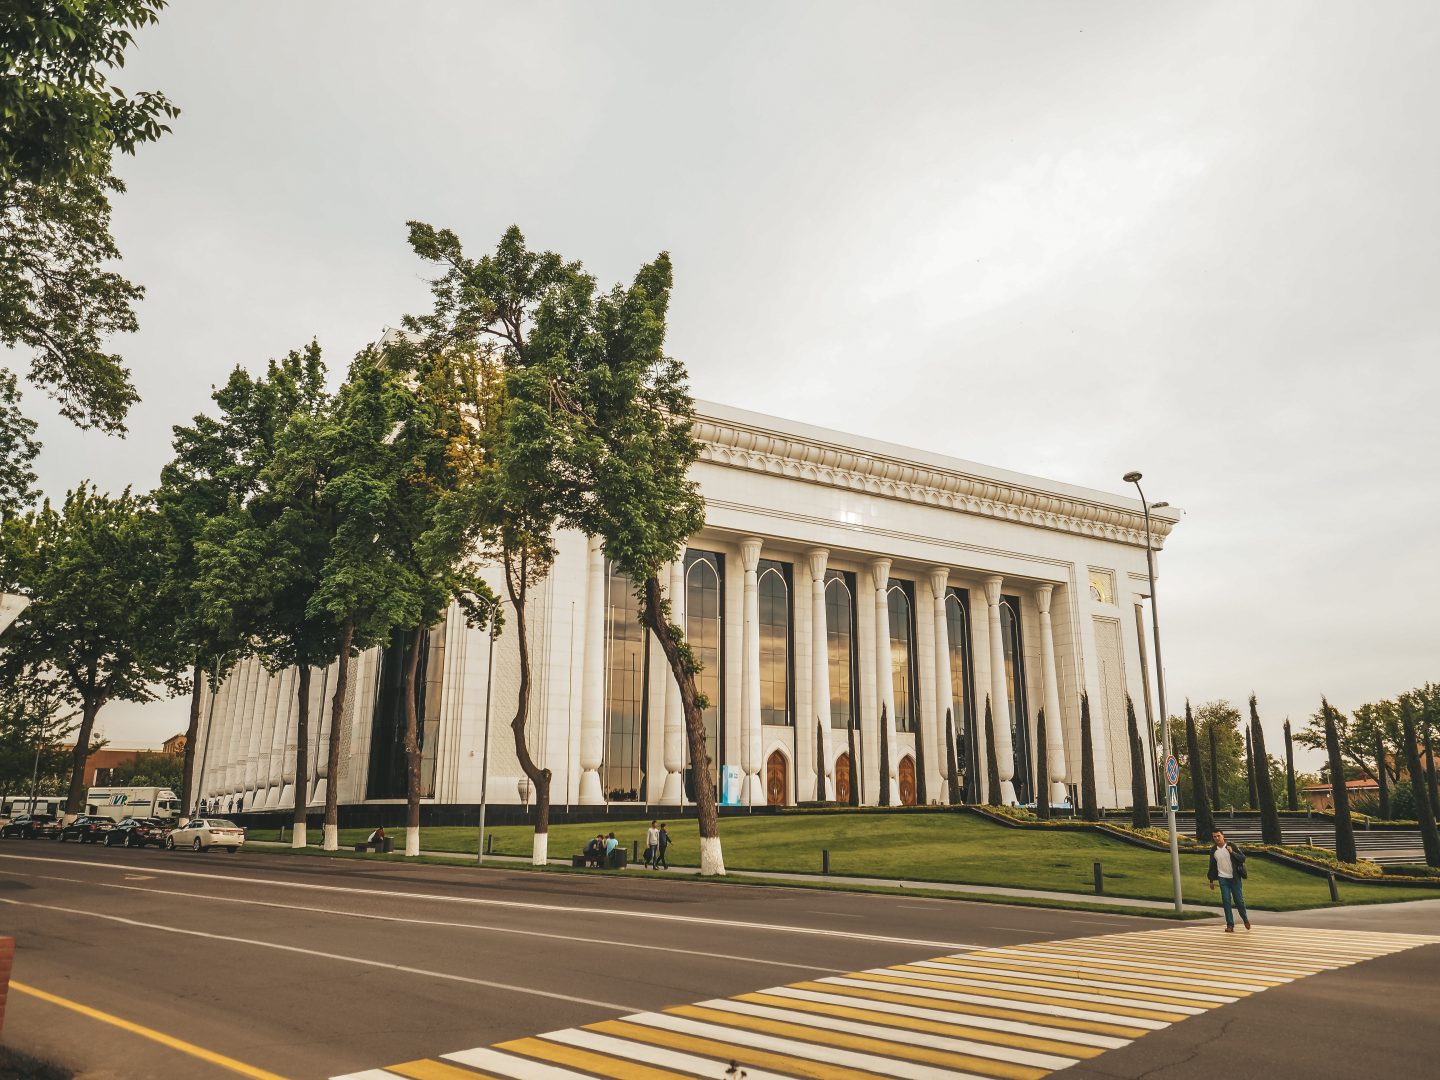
0, 841, 1435, 1079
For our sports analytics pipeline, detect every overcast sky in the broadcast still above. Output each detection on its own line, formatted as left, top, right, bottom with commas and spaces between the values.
13, 2, 1438, 768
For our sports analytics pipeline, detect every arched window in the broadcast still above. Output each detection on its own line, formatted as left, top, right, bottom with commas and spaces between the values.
945, 588, 977, 801
825, 571, 857, 730
685, 551, 723, 793
888, 582, 917, 733
999, 596, 1032, 804
758, 560, 792, 726
602, 563, 646, 799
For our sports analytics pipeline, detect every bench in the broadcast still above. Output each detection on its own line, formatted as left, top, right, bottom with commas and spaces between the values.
354, 838, 395, 853
572, 849, 627, 869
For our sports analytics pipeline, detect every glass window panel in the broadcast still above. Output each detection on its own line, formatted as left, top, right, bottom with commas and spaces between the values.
685, 551, 723, 793
602, 563, 646, 799
946, 589, 977, 800
825, 571, 856, 729
758, 560, 791, 726
888, 582, 916, 734
1000, 596, 1032, 803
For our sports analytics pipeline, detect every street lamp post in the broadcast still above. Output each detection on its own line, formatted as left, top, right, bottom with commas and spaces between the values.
1125, 470, 1184, 915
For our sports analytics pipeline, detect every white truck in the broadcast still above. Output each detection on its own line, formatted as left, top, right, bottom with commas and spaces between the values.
86, 786, 182, 824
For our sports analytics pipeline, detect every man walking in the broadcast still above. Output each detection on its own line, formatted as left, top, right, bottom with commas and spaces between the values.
655, 823, 671, 870
1208, 829, 1251, 931
644, 820, 660, 868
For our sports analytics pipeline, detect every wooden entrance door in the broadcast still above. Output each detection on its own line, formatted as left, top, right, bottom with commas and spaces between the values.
898, 754, 917, 806
834, 752, 852, 804
766, 750, 787, 806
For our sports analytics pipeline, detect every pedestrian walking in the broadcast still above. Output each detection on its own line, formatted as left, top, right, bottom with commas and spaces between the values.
644, 820, 659, 868
655, 823, 671, 870
1207, 829, 1251, 931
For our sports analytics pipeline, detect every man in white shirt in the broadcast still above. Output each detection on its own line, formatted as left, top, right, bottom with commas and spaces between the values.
1207, 830, 1251, 931
644, 820, 660, 868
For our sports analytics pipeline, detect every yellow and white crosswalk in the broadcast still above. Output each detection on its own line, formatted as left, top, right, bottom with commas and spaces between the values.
333, 925, 1439, 1080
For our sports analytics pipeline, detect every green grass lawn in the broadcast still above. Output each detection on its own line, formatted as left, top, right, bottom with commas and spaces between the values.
284, 811, 1440, 911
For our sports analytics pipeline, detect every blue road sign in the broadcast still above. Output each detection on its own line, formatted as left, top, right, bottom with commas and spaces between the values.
1168, 783, 1180, 812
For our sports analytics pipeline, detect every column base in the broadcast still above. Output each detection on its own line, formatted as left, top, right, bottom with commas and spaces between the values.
659, 771, 686, 805
740, 772, 766, 808
1000, 780, 1018, 806
1051, 781, 1069, 805
578, 770, 605, 805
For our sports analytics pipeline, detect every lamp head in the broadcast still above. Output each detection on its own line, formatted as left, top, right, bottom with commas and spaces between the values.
1151, 501, 1169, 509
1123, 471, 1143, 484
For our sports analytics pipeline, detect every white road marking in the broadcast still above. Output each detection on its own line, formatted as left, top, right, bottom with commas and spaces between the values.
866, 966, 1205, 1014
0, 896, 641, 1013
0, 851, 976, 950
538, 1028, 800, 1080
1, 867, 844, 974
823, 975, 1172, 1028
443, 1045, 597, 1078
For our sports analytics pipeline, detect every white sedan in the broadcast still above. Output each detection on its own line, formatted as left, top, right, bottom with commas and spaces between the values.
166, 818, 245, 853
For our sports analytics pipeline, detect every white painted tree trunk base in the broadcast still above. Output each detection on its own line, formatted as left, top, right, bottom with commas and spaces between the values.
700, 835, 725, 876
323, 823, 338, 851
532, 832, 548, 866
290, 822, 306, 849
405, 830, 420, 857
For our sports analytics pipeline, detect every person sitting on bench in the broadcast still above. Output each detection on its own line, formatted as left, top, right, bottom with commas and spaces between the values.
583, 834, 605, 866
603, 832, 618, 857
367, 826, 386, 845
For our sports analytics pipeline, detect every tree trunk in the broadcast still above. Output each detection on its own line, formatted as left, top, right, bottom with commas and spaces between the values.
1035, 707, 1050, 820
1078, 692, 1098, 821
1251, 697, 1281, 844
1244, 727, 1258, 810
1126, 695, 1150, 829
642, 574, 723, 874
178, 659, 204, 821
64, 696, 102, 820
1185, 702, 1214, 842
292, 664, 310, 848
1283, 719, 1298, 812
944, 708, 960, 805
878, 704, 891, 807
985, 697, 1002, 808
1375, 733, 1391, 820
401, 623, 425, 857
1207, 721, 1220, 812
1324, 701, 1357, 864
506, 559, 551, 866
1426, 733, 1438, 812
846, 720, 860, 807
1400, 701, 1440, 868
323, 617, 354, 851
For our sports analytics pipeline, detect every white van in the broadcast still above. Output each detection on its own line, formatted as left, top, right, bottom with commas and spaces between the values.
86, 787, 182, 824
1, 795, 67, 820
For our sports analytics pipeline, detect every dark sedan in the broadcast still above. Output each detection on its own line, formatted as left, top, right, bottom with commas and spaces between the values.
58, 815, 115, 843
1, 814, 57, 839
104, 817, 169, 848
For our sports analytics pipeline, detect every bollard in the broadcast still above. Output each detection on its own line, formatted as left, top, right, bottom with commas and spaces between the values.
1093, 861, 1104, 895
1327, 871, 1340, 903
1306, 834, 1314, 847
1366, 817, 1372, 831
822, 849, 830, 875
485, 833, 492, 855
632, 839, 639, 864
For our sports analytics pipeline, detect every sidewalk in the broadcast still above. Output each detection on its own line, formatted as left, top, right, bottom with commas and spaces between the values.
250, 840, 1216, 913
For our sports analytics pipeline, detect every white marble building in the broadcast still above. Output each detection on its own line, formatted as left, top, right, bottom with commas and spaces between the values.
191, 401, 1178, 816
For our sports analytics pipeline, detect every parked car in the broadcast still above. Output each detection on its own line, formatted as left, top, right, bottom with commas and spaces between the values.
1, 814, 57, 839
104, 817, 169, 849
58, 815, 115, 844
166, 818, 245, 853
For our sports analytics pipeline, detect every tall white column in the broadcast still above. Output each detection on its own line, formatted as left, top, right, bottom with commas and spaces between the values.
871, 557, 899, 806
1036, 584, 1069, 802
578, 536, 606, 804
929, 568, 956, 802
660, 553, 687, 804
244, 666, 277, 805
279, 667, 304, 809
809, 549, 833, 802
263, 666, 294, 809
739, 538, 765, 807
984, 575, 1017, 804
226, 659, 257, 798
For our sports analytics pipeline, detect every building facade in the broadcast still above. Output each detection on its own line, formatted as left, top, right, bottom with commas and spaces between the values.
191, 401, 1179, 816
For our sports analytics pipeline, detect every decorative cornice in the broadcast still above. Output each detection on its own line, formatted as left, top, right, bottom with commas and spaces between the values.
692, 412, 1176, 550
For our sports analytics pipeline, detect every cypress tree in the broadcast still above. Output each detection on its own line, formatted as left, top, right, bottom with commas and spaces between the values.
1374, 733, 1390, 820
1244, 726, 1258, 810
815, 718, 827, 803
846, 719, 861, 807
1126, 694, 1150, 829
1185, 700, 1214, 842
1251, 695, 1282, 845
878, 703, 892, 807
944, 708, 961, 804
1079, 691, 1099, 821
1207, 720, 1221, 811
1399, 696, 1440, 868
913, 705, 928, 806
1323, 697, 1358, 864
1283, 718, 1299, 812
1427, 735, 1438, 812
1035, 708, 1050, 819
984, 696, 1002, 807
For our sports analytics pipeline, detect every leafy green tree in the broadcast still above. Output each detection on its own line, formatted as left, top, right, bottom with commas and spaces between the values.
0, 484, 165, 816
1373, 732, 1391, 819
105, 751, 182, 793
1398, 694, 1440, 868
1126, 694, 1150, 828
1250, 695, 1282, 843
2, 1, 178, 434
1184, 700, 1214, 842
1322, 697, 1357, 863
0, 370, 40, 521
1297, 701, 1388, 785
0, 671, 75, 802
1078, 691, 1097, 820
